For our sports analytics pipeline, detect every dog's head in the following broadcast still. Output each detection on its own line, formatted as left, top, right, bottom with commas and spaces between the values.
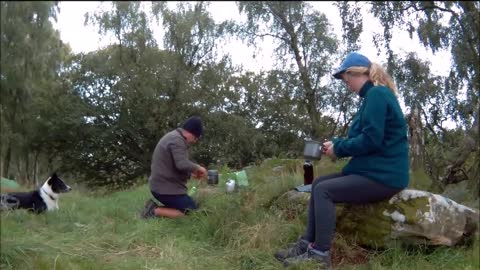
47, 172, 72, 194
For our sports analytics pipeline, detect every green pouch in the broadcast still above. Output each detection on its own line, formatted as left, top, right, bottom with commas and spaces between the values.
219, 170, 249, 187
235, 170, 249, 187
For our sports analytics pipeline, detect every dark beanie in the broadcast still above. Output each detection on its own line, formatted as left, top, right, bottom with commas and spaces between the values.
181, 116, 203, 138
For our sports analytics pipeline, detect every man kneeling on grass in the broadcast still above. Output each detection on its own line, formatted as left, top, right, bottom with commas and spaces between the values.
141, 116, 207, 219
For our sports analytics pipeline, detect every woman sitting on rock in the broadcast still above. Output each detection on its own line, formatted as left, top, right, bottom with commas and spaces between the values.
275, 52, 410, 269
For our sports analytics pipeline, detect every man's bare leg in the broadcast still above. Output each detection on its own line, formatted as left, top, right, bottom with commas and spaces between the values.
154, 207, 185, 218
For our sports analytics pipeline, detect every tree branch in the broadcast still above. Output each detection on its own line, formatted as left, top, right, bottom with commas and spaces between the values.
421, 108, 438, 138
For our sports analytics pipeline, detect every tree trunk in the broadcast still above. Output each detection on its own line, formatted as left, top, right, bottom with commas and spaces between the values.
3, 144, 12, 178
15, 155, 23, 184
267, 3, 322, 139
25, 151, 31, 186
408, 106, 425, 170
33, 151, 39, 186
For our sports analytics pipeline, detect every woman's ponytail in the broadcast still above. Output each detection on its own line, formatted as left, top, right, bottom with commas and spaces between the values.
369, 62, 398, 96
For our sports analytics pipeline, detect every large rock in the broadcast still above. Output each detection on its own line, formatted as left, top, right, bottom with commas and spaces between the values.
271, 189, 479, 248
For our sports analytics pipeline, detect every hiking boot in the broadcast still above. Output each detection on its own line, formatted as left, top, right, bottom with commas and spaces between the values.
283, 245, 332, 269
274, 237, 310, 262
140, 199, 158, 219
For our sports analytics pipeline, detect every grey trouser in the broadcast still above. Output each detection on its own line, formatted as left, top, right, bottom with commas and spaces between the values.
302, 173, 403, 251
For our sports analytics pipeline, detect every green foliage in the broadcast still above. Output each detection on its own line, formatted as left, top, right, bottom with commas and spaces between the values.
152, 2, 225, 70
335, 1, 363, 51
236, 1, 344, 139
0, 1, 72, 183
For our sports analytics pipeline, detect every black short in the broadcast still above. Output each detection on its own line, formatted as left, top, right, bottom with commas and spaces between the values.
151, 191, 198, 213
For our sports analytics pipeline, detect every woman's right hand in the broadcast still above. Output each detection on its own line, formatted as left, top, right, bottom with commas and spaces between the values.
322, 141, 333, 154
322, 141, 337, 160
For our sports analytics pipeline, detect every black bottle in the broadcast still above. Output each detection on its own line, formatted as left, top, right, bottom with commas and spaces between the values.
303, 160, 314, 185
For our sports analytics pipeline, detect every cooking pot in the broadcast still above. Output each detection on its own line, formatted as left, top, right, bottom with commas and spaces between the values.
303, 140, 322, 160
207, 170, 219, 185
226, 179, 236, 192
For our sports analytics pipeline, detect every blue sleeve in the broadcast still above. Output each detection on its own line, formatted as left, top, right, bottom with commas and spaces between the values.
334, 89, 387, 157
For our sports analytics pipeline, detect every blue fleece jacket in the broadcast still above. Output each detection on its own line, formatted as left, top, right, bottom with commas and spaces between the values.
332, 81, 410, 189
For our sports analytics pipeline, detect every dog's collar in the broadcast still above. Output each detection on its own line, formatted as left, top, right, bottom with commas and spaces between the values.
41, 188, 56, 201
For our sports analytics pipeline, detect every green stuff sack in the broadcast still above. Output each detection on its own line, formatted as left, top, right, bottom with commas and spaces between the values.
219, 170, 249, 187
235, 170, 249, 187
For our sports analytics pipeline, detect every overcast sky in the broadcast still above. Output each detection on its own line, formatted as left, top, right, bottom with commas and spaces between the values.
53, 1, 452, 77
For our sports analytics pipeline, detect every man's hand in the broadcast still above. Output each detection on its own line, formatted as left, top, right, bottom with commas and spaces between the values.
192, 166, 207, 179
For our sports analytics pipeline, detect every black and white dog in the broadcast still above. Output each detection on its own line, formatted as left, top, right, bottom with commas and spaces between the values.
0, 172, 71, 214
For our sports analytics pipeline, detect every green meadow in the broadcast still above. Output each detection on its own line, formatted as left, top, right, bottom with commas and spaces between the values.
1, 159, 478, 270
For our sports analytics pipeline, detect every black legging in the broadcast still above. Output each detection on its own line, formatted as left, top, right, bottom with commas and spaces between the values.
302, 173, 403, 252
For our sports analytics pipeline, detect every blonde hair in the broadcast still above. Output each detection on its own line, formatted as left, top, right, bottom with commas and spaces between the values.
346, 63, 398, 96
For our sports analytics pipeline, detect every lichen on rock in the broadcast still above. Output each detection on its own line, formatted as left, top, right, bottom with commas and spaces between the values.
271, 189, 479, 248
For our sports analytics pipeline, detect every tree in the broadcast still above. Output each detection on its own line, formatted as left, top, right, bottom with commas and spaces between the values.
73, 1, 256, 186
236, 1, 340, 139
393, 53, 445, 172
70, 2, 167, 186
0, 1, 67, 183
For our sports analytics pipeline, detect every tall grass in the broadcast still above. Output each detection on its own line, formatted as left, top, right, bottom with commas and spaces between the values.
1, 159, 478, 270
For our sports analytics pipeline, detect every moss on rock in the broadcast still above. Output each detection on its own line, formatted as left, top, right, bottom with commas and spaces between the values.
271, 189, 479, 249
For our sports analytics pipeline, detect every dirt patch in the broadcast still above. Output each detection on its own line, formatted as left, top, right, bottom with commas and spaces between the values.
331, 236, 371, 268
